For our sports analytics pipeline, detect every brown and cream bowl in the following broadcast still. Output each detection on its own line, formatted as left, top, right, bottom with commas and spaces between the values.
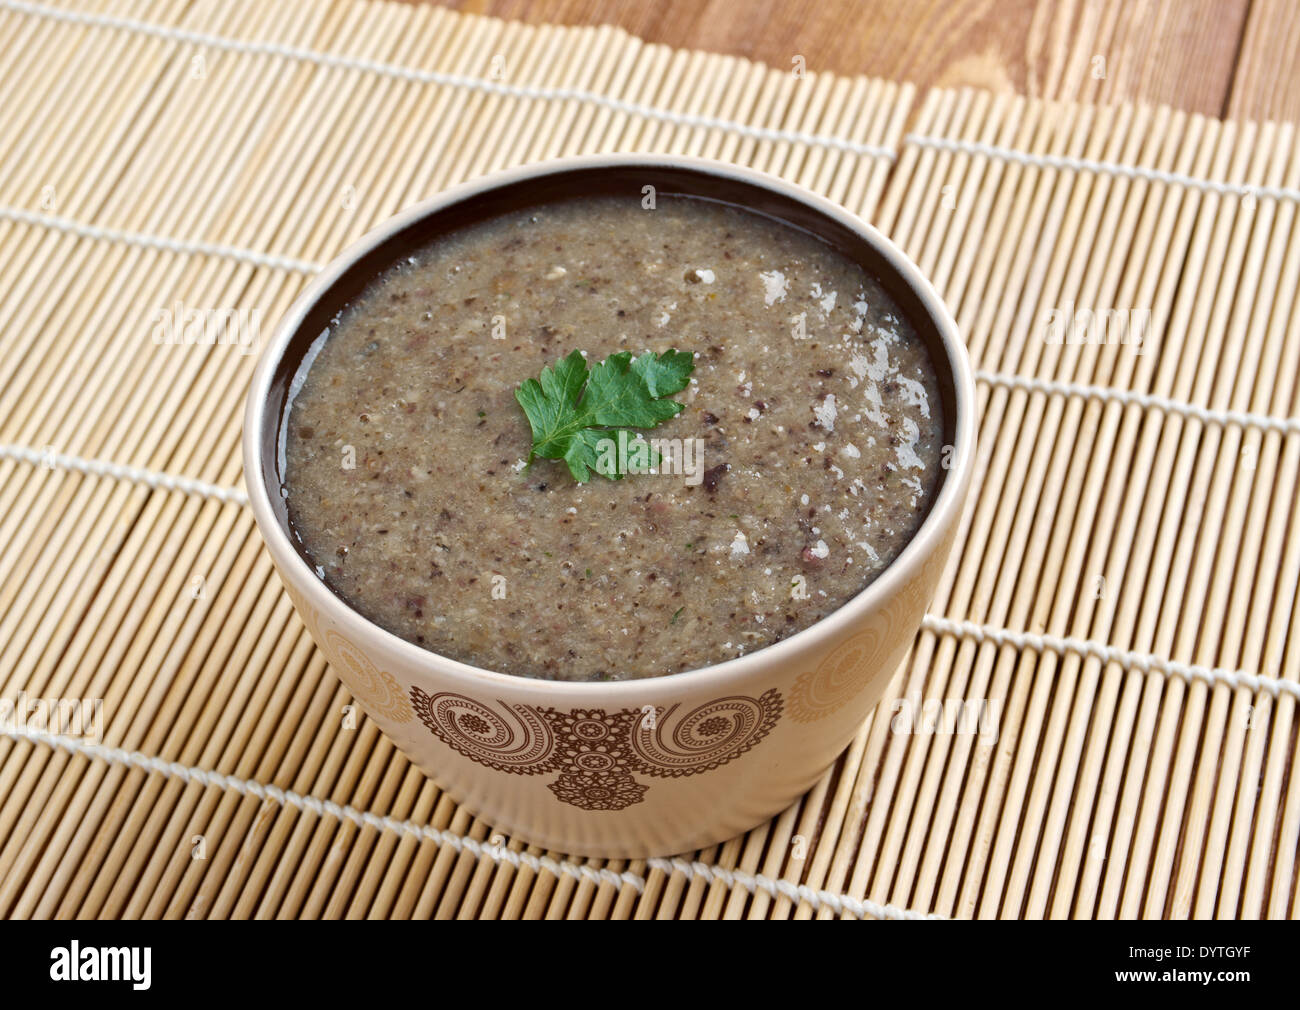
242, 153, 976, 859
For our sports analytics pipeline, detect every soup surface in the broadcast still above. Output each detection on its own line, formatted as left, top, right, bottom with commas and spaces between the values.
284, 194, 946, 681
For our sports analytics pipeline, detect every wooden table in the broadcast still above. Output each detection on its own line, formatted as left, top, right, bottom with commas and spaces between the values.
423, 0, 1300, 122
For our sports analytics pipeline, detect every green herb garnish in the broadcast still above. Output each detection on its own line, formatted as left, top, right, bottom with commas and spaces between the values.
514, 349, 695, 482
670, 606, 684, 625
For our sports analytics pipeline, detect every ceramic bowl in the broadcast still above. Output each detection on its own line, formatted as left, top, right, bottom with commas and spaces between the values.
242, 153, 975, 858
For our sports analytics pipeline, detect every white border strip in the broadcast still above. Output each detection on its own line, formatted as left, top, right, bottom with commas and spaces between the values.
903, 134, 1300, 205
976, 371, 1300, 436
921, 615, 1300, 701
1, 726, 935, 920
0, 0, 897, 161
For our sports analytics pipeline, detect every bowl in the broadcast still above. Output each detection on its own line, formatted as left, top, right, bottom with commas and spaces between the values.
242, 153, 975, 858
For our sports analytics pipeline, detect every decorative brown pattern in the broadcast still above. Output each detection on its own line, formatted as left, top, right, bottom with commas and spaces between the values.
408, 690, 558, 773
632, 692, 783, 777
411, 688, 783, 810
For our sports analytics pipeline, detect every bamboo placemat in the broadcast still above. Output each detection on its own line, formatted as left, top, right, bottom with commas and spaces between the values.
0, 0, 1297, 919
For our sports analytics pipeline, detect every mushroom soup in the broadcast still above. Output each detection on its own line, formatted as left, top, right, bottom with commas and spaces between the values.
283, 194, 946, 681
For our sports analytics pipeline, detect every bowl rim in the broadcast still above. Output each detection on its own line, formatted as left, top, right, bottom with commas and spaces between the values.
242, 152, 976, 696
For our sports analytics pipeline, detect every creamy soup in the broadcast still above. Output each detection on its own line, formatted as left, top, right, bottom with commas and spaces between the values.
283, 194, 945, 681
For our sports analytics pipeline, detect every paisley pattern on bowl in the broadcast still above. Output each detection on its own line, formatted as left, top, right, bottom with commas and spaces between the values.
409, 688, 783, 810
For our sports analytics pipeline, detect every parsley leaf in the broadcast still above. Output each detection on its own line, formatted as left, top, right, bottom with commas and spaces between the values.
514, 349, 695, 482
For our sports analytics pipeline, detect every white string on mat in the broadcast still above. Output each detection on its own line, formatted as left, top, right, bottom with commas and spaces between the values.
0, 204, 322, 273
921, 615, 1300, 702
0, 0, 898, 162
976, 371, 1300, 437
903, 133, 1300, 206
1, 726, 936, 920
0, 443, 249, 506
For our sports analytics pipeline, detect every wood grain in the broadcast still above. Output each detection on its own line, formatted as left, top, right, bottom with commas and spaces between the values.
1229, 0, 1300, 122
423, 0, 1297, 121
